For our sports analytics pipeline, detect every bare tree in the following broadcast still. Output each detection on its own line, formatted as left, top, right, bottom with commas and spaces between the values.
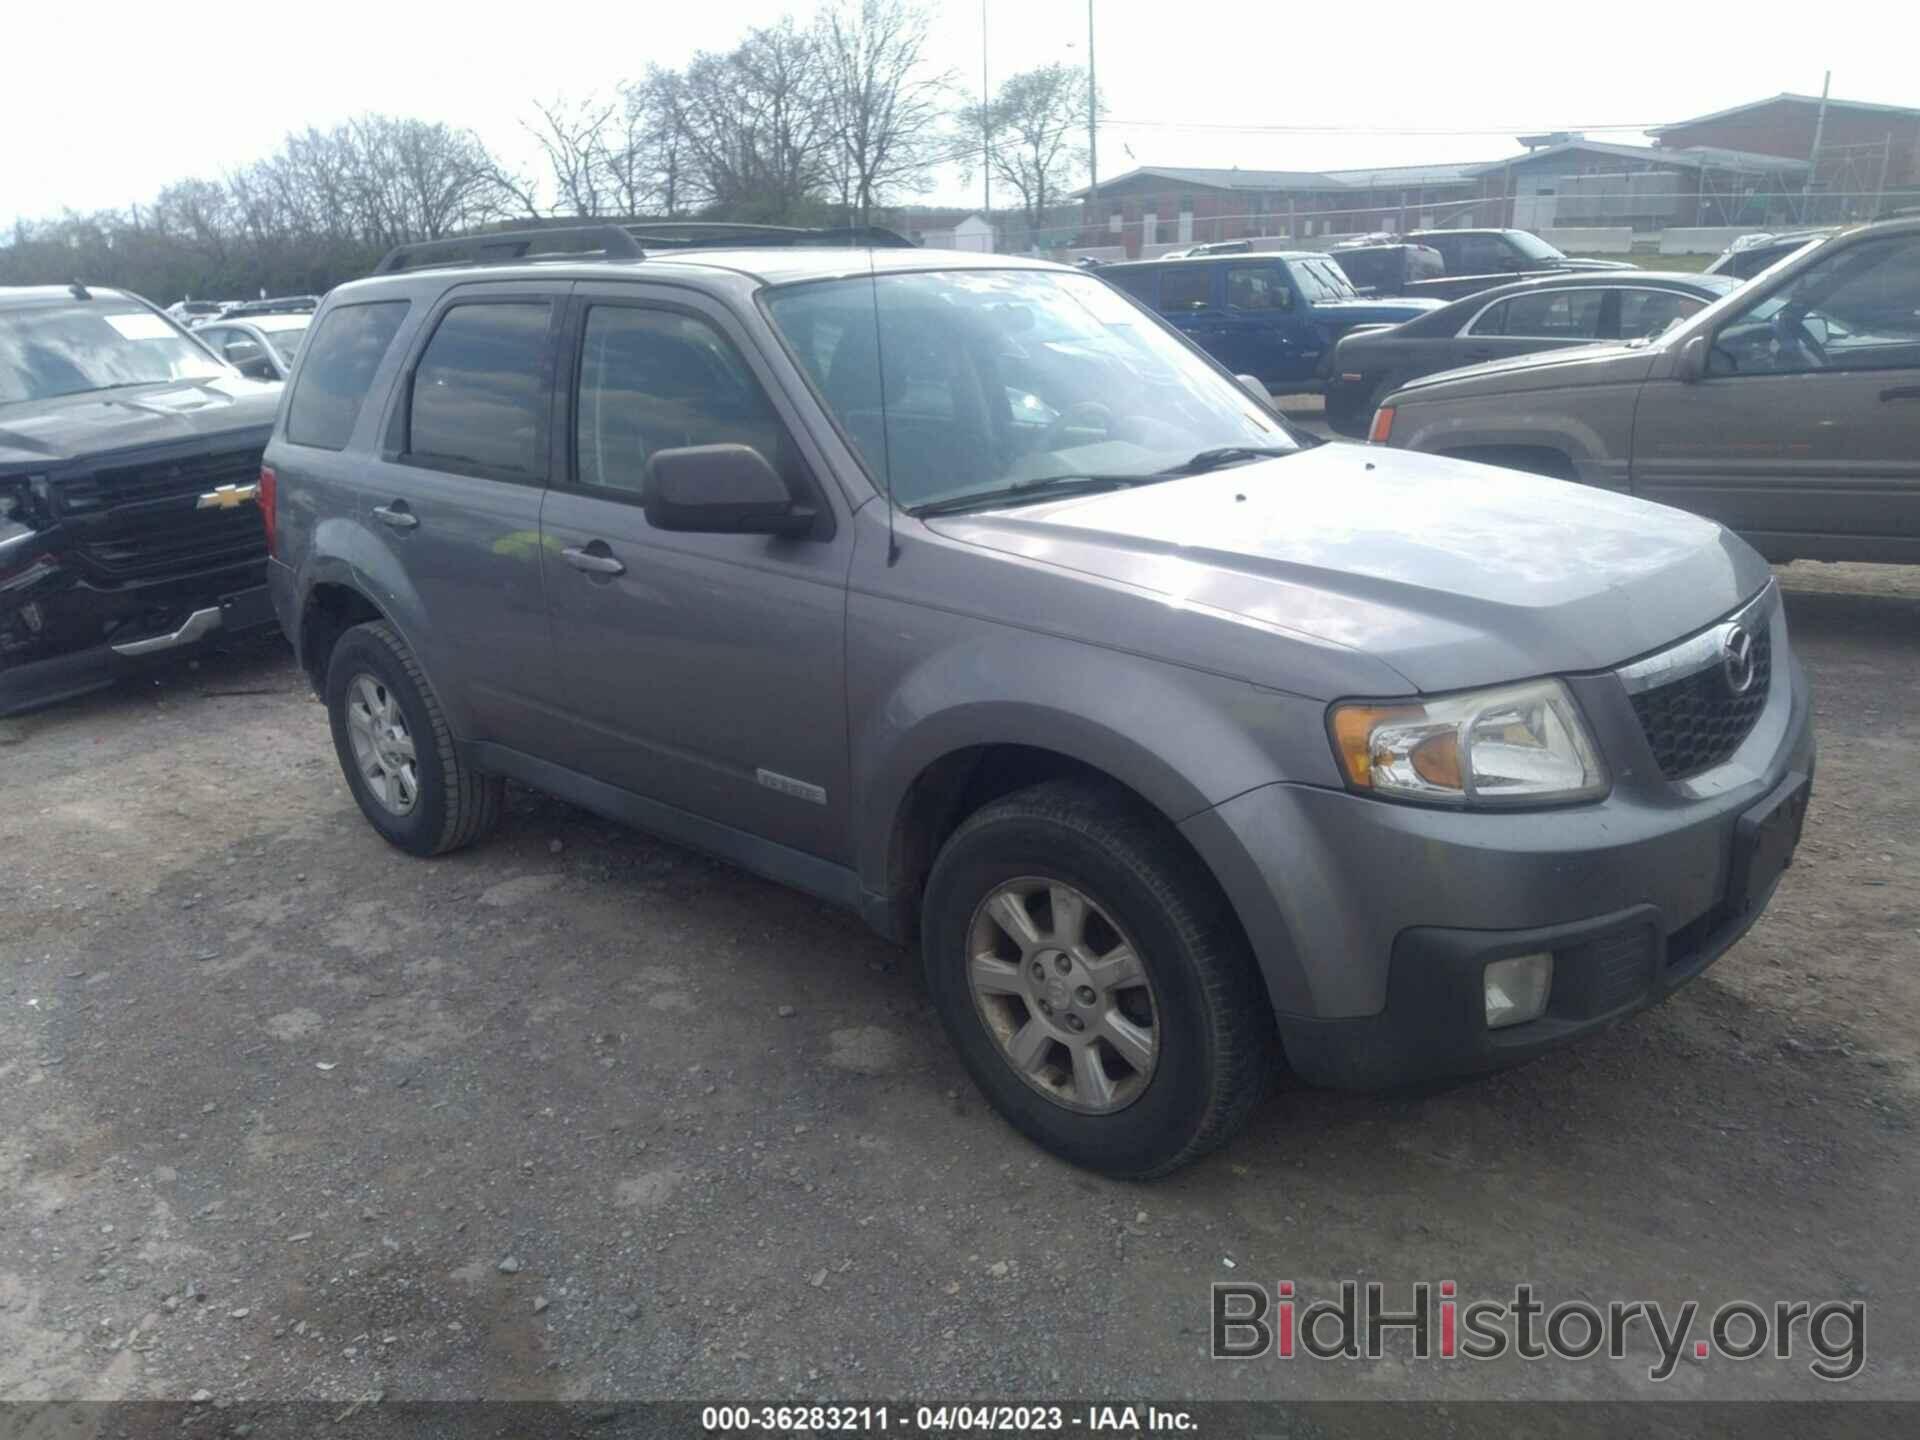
960, 63, 1092, 249
817, 0, 951, 227
523, 95, 621, 217
664, 18, 835, 221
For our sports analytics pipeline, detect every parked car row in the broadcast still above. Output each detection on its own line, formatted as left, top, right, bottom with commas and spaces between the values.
1324, 270, 1742, 435
1367, 212, 1920, 564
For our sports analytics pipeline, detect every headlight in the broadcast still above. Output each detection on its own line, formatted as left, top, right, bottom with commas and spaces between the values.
1329, 679, 1608, 807
0, 476, 40, 550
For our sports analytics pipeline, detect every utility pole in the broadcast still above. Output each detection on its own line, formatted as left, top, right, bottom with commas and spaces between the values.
981, 0, 991, 246
1808, 70, 1831, 223
1086, 0, 1098, 212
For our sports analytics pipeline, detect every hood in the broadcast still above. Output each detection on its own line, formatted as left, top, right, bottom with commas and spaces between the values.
1552, 257, 1638, 271
927, 445, 1767, 695
1313, 297, 1445, 323
1395, 341, 1657, 399
0, 378, 281, 471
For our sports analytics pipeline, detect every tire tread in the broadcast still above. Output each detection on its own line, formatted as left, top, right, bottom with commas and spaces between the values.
342, 620, 502, 855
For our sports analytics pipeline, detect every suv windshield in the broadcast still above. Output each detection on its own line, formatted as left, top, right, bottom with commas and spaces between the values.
1288, 257, 1359, 302
1, 301, 228, 405
764, 268, 1296, 512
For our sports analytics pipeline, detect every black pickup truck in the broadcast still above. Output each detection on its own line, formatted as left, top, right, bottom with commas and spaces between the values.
1330, 228, 1636, 302
1, 286, 282, 715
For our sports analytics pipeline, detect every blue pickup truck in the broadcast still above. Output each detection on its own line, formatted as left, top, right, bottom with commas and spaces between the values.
1099, 247, 1442, 392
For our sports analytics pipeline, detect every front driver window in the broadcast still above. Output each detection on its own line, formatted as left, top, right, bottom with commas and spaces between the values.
575, 306, 792, 497
1708, 235, 1920, 377
1226, 267, 1285, 310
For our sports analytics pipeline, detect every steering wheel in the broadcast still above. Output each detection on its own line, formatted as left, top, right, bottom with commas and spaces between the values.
1770, 308, 1829, 368
1043, 401, 1115, 450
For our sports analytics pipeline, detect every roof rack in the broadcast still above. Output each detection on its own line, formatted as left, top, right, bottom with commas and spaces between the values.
373, 225, 646, 275
622, 221, 914, 250
372, 220, 916, 277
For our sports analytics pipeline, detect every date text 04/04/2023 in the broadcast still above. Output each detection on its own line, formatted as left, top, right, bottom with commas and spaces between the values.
700, 1404, 1199, 1432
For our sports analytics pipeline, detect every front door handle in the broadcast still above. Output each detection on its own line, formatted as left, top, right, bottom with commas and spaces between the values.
372, 503, 418, 531
562, 545, 626, 577
1880, 385, 1920, 402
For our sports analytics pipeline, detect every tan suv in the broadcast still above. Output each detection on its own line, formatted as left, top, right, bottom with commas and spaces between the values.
1370, 213, 1920, 565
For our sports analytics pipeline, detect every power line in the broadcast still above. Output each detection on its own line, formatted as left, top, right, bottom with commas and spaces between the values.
1100, 118, 1667, 136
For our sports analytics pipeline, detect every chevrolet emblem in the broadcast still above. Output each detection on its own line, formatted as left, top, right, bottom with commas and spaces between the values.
197, 483, 259, 511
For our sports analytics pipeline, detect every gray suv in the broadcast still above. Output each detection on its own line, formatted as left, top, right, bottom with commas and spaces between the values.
1370, 213, 1920, 565
263, 223, 1814, 1177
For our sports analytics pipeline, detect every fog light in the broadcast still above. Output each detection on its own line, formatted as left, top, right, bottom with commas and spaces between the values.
1484, 952, 1553, 1029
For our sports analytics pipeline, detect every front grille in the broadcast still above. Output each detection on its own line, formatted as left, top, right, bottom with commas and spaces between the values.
73, 506, 264, 581
58, 446, 266, 583
57, 447, 263, 517
1629, 625, 1772, 780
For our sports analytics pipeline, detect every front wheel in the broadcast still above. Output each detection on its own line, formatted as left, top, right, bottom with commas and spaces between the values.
921, 781, 1279, 1178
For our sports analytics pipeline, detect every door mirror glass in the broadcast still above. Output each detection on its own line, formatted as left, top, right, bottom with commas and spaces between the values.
223, 339, 262, 365
642, 444, 813, 537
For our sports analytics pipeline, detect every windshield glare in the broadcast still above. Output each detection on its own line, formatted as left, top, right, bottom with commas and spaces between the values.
1508, 231, 1567, 262
1291, 258, 1357, 302
0, 302, 228, 405
765, 268, 1294, 511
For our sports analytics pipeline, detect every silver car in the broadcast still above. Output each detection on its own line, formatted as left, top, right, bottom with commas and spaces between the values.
262, 224, 1814, 1177
1370, 212, 1920, 565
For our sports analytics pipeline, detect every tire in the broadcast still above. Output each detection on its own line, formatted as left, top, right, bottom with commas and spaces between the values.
921, 780, 1280, 1179
324, 620, 503, 857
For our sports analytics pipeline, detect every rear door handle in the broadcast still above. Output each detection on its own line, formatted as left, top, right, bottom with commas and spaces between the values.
1880, 385, 1920, 402
372, 503, 418, 530
562, 545, 626, 577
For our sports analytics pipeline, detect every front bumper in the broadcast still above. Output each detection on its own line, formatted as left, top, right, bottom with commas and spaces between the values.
0, 560, 274, 716
1322, 373, 1379, 436
1180, 599, 1815, 1090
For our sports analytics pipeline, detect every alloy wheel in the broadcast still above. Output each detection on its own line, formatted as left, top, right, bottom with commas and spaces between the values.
344, 673, 419, 816
965, 877, 1159, 1114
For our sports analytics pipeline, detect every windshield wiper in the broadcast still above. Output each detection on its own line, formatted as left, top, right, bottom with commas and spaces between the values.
910, 474, 1147, 518
1155, 445, 1297, 476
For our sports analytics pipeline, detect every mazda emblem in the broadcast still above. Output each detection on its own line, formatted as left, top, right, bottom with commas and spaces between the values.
1722, 624, 1757, 696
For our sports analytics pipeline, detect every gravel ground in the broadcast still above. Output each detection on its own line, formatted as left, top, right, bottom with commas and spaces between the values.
1, 562, 1916, 1409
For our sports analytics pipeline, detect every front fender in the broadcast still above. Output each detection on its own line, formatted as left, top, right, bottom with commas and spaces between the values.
852, 624, 1307, 891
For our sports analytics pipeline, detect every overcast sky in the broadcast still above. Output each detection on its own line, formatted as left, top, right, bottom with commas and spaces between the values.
5, 0, 1908, 226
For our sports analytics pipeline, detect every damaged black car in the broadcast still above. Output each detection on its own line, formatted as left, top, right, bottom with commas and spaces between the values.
1, 285, 282, 715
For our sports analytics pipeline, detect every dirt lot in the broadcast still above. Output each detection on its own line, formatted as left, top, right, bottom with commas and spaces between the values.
2, 562, 1916, 1409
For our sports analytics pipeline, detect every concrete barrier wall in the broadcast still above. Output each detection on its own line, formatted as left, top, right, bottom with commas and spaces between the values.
1537, 227, 1635, 254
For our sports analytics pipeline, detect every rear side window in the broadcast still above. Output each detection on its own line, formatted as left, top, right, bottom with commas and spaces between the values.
1158, 267, 1212, 313
1471, 290, 1604, 339
406, 302, 552, 478
285, 300, 409, 450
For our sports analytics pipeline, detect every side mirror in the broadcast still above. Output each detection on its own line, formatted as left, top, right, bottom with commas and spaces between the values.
1234, 374, 1274, 407
1675, 333, 1710, 383
642, 444, 815, 538
223, 340, 255, 362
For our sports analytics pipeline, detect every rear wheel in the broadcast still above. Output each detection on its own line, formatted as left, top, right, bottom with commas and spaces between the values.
325, 620, 503, 857
922, 780, 1279, 1178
